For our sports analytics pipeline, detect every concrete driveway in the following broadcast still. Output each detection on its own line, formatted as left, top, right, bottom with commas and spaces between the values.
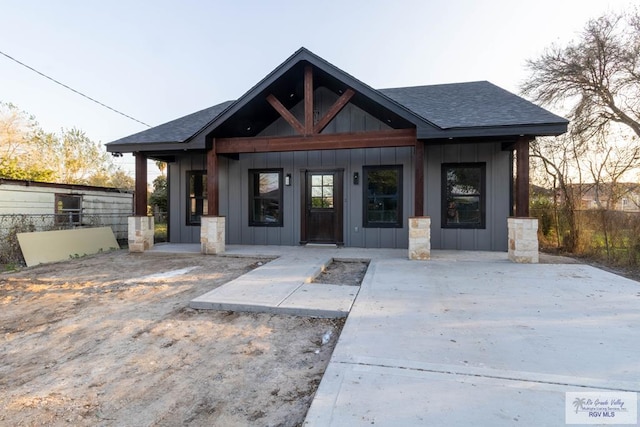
304, 251, 640, 426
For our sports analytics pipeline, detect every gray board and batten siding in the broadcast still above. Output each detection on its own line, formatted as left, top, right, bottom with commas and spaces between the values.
168, 87, 509, 250
426, 142, 510, 251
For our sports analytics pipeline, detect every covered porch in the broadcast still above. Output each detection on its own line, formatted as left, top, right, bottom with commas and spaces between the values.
107, 48, 567, 263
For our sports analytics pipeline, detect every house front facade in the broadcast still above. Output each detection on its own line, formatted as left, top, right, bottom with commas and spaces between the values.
107, 48, 567, 253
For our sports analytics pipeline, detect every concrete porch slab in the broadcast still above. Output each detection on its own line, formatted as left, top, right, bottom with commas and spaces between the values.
278, 283, 360, 317
189, 248, 364, 318
304, 256, 640, 426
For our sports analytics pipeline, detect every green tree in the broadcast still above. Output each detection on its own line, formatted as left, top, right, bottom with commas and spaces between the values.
0, 102, 56, 180
108, 170, 135, 190
155, 160, 166, 176
53, 128, 112, 184
149, 175, 167, 212
0, 102, 129, 187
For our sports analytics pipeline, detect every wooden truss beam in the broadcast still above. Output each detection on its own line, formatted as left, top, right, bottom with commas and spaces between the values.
267, 65, 357, 136
215, 128, 417, 154
313, 89, 355, 134
266, 94, 305, 135
304, 65, 313, 135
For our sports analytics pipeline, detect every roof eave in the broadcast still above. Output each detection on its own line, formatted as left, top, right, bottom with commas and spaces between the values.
106, 139, 205, 153
418, 122, 569, 139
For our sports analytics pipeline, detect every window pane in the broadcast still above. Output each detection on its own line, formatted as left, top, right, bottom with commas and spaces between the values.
259, 172, 279, 196
447, 168, 481, 195
252, 199, 280, 223
56, 195, 81, 225
249, 169, 283, 226
443, 164, 485, 228
312, 187, 322, 197
364, 166, 401, 227
187, 171, 207, 225
311, 175, 322, 186
322, 175, 333, 186
451, 196, 480, 224
311, 197, 324, 208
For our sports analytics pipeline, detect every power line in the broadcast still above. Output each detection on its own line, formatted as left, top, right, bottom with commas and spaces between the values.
0, 49, 151, 128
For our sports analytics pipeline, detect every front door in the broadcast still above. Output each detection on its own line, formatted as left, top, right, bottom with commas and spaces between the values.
302, 170, 343, 244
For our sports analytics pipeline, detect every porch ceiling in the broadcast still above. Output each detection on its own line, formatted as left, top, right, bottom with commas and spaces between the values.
208, 61, 417, 140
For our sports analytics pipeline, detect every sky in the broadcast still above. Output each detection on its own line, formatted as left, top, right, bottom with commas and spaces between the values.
0, 0, 633, 180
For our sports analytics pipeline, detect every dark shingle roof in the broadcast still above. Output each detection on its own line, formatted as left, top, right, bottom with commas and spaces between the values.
106, 48, 567, 152
108, 101, 234, 145
379, 81, 566, 129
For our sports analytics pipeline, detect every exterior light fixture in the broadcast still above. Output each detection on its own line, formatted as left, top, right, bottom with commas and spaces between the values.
353, 172, 359, 185
285, 173, 292, 186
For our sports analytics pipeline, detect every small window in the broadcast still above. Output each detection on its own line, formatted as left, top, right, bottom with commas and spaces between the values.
363, 165, 402, 228
187, 171, 207, 225
442, 163, 486, 229
249, 169, 283, 226
55, 194, 82, 225
311, 174, 334, 208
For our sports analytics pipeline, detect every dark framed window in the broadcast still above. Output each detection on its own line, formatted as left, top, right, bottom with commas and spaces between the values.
310, 174, 334, 208
249, 169, 283, 226
442, 163, 486, 229
55, 194, 82, 225
363, 165, 402, 228
187, 170, 207, 225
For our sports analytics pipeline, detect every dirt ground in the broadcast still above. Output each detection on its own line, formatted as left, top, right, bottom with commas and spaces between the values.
0, 251, 350, 427
312, 260, 369, 286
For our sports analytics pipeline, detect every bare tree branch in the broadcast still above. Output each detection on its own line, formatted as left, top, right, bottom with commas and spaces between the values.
522, 10, 640, 140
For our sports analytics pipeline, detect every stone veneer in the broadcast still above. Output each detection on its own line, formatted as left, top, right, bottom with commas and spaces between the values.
201, 216, 225, 255
408, 216, 431, 260
508, 217, 539, 263
128, 216, 154, 253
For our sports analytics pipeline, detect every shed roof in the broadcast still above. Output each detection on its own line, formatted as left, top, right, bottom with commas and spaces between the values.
107, 48, 567, 153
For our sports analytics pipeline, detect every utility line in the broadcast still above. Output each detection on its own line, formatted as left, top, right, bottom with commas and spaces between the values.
0, 49, 151, 128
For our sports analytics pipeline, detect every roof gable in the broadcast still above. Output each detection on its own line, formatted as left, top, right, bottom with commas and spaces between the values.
190, 47, 437, 145
106, 48, 568, 153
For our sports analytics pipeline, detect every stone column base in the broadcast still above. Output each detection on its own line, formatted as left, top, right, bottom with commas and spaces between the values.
408, 216, 431, 260
201, 216, 225, 255
128, 216, 154, 253
508, 217, 539, 263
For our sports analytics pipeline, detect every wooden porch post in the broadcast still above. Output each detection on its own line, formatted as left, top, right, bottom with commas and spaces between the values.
414, 139, 424, 217
515, 137, 531, 217
134, 152, 148, 216
207, 140, 219, 216
201, 140, 225, 254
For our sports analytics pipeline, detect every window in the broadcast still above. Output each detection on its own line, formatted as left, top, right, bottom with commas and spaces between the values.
187, 171, 207, 225
363, 165, 402, 228
442, 163, 486, 229
249, 169, 283, 226
311, 174, 334, 208
55, 194, 82, 225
